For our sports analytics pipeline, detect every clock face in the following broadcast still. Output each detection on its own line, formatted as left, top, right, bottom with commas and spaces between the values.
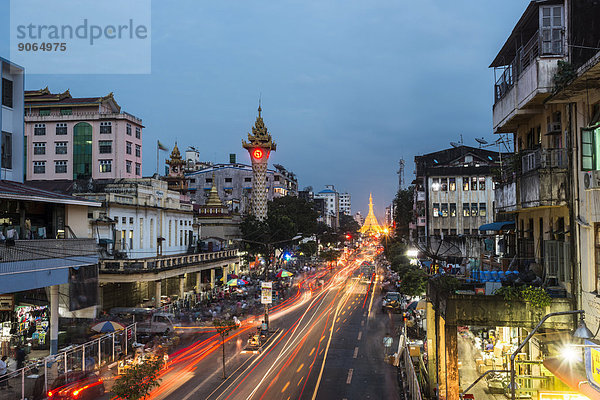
253, 148, 264, 160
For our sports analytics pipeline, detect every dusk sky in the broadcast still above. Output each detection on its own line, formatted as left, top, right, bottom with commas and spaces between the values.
1, 0, 528, 219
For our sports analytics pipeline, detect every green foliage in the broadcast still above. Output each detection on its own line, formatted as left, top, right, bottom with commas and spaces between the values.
393, 186, 414, 239
553, 60, 576, 93
398, 267, 428, 297
112, 356, 163, 399
320, 249, 342, 263
213, 318, 238, 337
494, 286, 551, 309
298, 240, 317, 257
339, 213, 360, 234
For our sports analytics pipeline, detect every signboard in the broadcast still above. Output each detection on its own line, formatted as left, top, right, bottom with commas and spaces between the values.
585, 339, 600, 390
261, 282, 273, 305
383, 336, 393, 348
539, 392, 589, 400
0, 294, 14, 311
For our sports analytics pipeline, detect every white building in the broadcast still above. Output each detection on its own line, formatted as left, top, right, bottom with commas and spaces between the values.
314, 185, 339, 229
1, 58, 24, 182
77, 178, 194, 258
339, 192, 351, 216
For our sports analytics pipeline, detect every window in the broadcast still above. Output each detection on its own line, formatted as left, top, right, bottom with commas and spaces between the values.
33, 142, 46, 155
126, 124, 132, 136
540, 5, 563, 55
225, 177, 232, 183
55, 160, 67, 173
433, 203, 440, 217
432, 178, 440, 191
135, 163, 141, 176
463, 203, 470, 217
442, 229, 449, 236
55, 141, 67, 154
441, 203, 448, 217
150, 219, 154, 248
479, 203, 487, 217
99, 140, 112, 154
99, 159, 112, 173
180, 231, 183, 246
479, 177, 486, 191
139, 218, 144, 248
441, 178, 448, 191
462, 177, 469, 191
450, 229, 457, 235
126, 141, 132, 155
471, 176, 478, 191
582, 127, 600, 170
122, 217, 126, 224
471, 203, 478, 217
449, 203, 456, 217
56, 123, 67, 135
129, 230, 133, 250
60, 108, 72, 115
126, 160, 132, 173
2, 78, 13, 108
129, 217, 134, 224
1, 131, 11, 169
39, 109, 50, 116
135, 127, 141, 139
100, 122, 112, 134
449, 178, 456, 191
168, 220, 172, 247
244, 177, 251, 182
135, 144, 141, 157
34, 123, 46, 136
433, 229, 440, 236
33, 161, 45, 174
464, 229, 471, 235
73, 122, 92, 180
206, 178, 213, 184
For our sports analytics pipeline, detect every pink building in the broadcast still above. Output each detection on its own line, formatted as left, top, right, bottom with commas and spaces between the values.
24, 88, 143, 181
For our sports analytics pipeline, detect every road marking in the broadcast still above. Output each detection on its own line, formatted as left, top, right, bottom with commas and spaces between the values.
346, 368, 354, 384
298, 377, 303, 386
309, 347, 315, 356
357, 331, 362, 340
353, 347, 359, 358
320, 336, 325, 342
282, 381, 290, 392
296, 363, 304, 373
343, 318, 347, 323
335, 327, 340, 332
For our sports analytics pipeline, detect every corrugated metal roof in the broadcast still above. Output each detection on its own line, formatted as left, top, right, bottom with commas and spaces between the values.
0, 180, 101, 207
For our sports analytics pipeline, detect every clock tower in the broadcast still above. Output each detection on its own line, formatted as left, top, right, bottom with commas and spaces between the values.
165, 142, 188, 193
242, 104, 276, 221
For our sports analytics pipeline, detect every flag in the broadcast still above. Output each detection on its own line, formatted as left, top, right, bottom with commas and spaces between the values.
157, 140, 168, 151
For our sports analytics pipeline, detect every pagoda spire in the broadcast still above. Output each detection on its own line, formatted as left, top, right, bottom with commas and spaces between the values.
359, 193, 382, 235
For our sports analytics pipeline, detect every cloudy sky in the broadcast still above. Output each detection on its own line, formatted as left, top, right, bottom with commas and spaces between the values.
1, 0, 527, 219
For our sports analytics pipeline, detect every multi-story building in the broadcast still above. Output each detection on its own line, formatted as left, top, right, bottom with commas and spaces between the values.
314, 185, 339, 229
1, 62, 101, 355
413, 146, 504, 261
354, 212, 364, 227
24, 88, 143, 181
339, 192, 351, 216
187, 162, 298, 215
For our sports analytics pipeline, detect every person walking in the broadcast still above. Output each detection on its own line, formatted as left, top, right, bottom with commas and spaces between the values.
0, 355, 8, 389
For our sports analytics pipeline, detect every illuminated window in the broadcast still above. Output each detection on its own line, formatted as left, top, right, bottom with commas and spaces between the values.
471, 203, 478, 217
471, 177, 477, 191
463, 177, 469, 191
433, 203, 440, 217
449, 178, 456, 191
463, 203, 470, 217
432, 178, 440, 191
449, 203, 456, 217
441, 203, 448, 217
440, 178, 448, 191
479, 177, 486, 191
479, 203, 487, 217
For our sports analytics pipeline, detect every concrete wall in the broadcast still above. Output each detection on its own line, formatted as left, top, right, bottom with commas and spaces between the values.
66, 204, 92, 238
1, 59, 25, 183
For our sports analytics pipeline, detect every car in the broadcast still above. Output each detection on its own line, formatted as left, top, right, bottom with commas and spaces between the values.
381, 291, 402, 313
47, 371, 105, 399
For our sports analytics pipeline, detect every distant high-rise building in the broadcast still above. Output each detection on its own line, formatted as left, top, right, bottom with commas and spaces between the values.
314, 185, 339, 229
339, 192, 351, 216
354, 212, 364, 226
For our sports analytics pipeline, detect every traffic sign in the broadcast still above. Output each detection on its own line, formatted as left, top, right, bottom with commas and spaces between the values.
261, 282, 273, 304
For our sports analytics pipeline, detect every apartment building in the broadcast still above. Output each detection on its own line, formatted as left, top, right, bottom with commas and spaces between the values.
339, 192, 351, 216
314, 185, 339, 229
24, 88, 143, 181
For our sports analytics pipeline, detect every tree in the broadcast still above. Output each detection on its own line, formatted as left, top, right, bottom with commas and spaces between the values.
112, 356, 163, 399
394, 185, 414, 240
213, 318, 239, 379
397, 267, 428, 297
339, 213, 360, 235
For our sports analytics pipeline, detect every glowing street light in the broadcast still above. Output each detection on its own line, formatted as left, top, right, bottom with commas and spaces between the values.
406, 249, 419, 258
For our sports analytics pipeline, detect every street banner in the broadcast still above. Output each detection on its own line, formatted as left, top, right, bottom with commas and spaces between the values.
261, 282, 272, 304
585, 339, 600, 390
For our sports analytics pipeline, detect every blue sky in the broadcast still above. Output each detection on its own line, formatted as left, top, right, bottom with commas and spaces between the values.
0, 0, 527, 219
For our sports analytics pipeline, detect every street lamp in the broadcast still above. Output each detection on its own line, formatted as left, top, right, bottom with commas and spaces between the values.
509, 310, 593, 400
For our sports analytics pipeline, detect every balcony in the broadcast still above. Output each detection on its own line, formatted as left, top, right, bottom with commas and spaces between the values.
99, 249, 239, 282
416, 191, 425, 202
493, 30, 565, 133
494, 181, 517, 213
520, 148, 568, 208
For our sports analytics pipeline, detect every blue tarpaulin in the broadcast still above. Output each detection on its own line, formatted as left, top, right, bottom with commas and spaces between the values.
479, 221, 515, 232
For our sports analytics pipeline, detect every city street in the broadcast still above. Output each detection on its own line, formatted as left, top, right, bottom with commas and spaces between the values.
139, 250, 402, 400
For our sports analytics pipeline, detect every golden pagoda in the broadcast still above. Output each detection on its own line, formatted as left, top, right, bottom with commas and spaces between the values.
359, 193, 383, 235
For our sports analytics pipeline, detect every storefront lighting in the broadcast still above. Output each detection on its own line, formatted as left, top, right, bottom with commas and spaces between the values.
406, 249, 419, 258
560, 346, 579, 363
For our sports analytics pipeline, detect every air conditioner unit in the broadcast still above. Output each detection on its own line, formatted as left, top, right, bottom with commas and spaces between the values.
584, 171, 600, 190
547, 122, 561, 134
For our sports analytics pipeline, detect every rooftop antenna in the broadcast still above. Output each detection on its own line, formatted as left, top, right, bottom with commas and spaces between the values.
449, 134, 464, 148
475, 137, 488, 148
397, 159, 405, 190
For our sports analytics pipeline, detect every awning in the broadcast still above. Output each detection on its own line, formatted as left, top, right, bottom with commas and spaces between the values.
479, 221, 515, 232
0, 180, 100, 207
543, 357, 600, 399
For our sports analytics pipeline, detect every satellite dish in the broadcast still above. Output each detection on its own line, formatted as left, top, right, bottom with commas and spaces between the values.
450, 142, 461, 148
475, 138, 488, 145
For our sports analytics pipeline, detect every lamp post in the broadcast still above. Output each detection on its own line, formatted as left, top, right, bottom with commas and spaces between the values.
509, 310, 593, 400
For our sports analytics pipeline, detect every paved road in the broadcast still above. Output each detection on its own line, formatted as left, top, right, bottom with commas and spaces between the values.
145, 248, 402, 400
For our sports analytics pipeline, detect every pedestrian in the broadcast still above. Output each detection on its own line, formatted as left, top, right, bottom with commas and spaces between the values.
0, 355, 8, 389
15, 346, 26, 370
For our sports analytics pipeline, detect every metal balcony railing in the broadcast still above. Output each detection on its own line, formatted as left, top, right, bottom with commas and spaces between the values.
521, 148, 568, 173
